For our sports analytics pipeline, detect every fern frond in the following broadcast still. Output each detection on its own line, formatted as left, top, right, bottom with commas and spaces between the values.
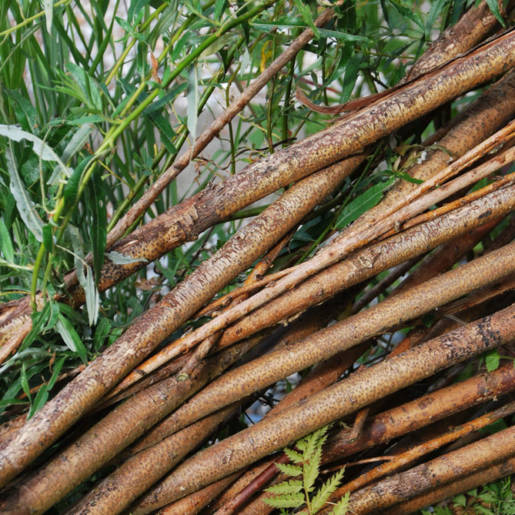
266, 479, 303, 495
310, 467, 346, 513
303, 444, 322, 493
284, 447, 304, 464
329, 492, 350, 515
276, 462, 303, 476
263, 491, 305, 509
304, 425, 330, 460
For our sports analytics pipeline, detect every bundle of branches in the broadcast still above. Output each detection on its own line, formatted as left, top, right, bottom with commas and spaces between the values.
0, 1, 514, 513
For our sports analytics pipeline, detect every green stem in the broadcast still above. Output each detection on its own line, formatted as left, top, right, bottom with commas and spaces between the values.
30, 244, 46, 308
106, 35, 245, 231
98, 0, 274, 154
0, 0, 70, 38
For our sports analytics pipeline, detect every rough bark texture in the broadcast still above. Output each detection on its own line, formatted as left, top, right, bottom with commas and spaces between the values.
69, 404, 240, 515
340, 70, 515, 235
334, 402, 515, 496
130, 303, 515, 512
242, 363, 515, 514
347, 425, 515, 514
219, 185, 514, 347
385, 456, 515, 514
324, 363, 515, 461
402, 1, 502, 82
0, 336, 260, 513
0, 156, 360, 488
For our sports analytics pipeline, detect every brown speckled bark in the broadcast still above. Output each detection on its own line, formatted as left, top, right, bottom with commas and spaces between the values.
87, 39, 515, 298
333, 69, 515, 246
0, 157, 360, 489
347, 424, 515, 514
219, 185, 515, 348
402, 1, 503, 83
158, 473, 240, 515
1, 22, 512, 361
1, 33, 513, 362
105, 8, 335, 246
332, 402, 515, 497
385, 456, 515, 514
241, 362, 515, 514
158, 122, 514, 360
129, 239, 515, 460
130, 303, 515, 512
0, 336, 258, 513
68, 404, 240, 515
324, 363, 515, 461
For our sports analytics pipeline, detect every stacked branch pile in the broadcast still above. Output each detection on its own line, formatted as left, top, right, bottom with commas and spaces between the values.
0, 4, 514, 514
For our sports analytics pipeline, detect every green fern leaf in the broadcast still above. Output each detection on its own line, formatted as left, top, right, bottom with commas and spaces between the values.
263, 492, 305, 509
303, 445, 323, 493
329, 492, 350, 515
304, 425, 330, 461
284, 447, 304, 464
296, 436, 308, 452
310, 467, 346, 513
276, 462, 303, 476
266, 479, 303, 495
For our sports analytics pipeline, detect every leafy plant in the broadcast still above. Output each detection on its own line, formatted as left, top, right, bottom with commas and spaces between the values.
264, 425, 349, 514
421, 476, 515, 515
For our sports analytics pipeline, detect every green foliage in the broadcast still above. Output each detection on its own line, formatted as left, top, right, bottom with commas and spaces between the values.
264, 425, 348, 514
421, 476, 515, 514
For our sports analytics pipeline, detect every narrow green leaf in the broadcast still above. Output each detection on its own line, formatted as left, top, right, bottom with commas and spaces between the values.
214, 0, 226, 21
42, 0, 54, 32
340, 54, 362, 103
292, 0, 320, 38
335, 179, 395, 229
47, 356, 66, 390
28, 385, 49, 418
0, 124, 71, 181
42, 224, 53, 252
56, 314, 88, 364
22, 303, 52, 351
187, 65, 199, 143
0, 219, 14, 262
63, 157, 91, 205
5, 147, 44, 242
65, 62, 103, 111
94, 318, 111, 351
485, 0, 506, 26
128, 0, 151, 22
317, 28, 371, 44
84, 266, 100, 326
389, 0, 424, 30
20, 362, 31, 403
388, 169, 424, 184
106, 251, 148, 265
89, 173, 107, 284
48, 124, 93, 185
65, 115, 105, 125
